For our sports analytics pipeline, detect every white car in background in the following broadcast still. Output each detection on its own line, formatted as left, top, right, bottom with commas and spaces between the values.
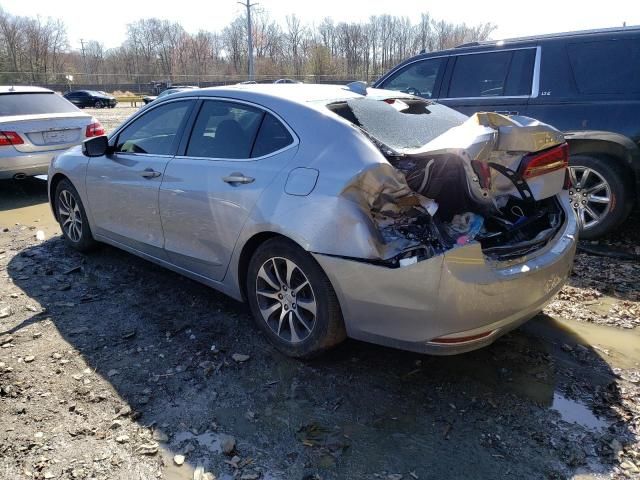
0, 86, 104, 180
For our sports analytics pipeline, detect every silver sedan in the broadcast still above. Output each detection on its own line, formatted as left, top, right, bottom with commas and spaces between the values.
48, 84, 577, 358
0, 86, 103, 180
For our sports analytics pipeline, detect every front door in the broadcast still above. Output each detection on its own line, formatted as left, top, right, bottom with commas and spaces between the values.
159, 99, 298, 281
85, 99, 194, 258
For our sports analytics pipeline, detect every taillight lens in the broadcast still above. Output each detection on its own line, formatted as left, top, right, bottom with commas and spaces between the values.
85, 121, 105, 137
520, 143, 569, 179
0, 131, 24, 146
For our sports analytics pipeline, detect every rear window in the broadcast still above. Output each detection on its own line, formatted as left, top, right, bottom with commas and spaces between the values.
327, 97, 466, 150
568, 39, 640, 94
0, 93, 79, 116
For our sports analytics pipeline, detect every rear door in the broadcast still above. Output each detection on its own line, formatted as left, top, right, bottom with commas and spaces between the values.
85, 99, 195, 258
439, 48, 537, 116
159, 98, 298, 281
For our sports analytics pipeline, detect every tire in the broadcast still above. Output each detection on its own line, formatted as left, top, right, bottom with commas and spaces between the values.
54, 179, 97, 252
568, 155, 633, 239
94, 100, 103, 108
246, 238, 346, 358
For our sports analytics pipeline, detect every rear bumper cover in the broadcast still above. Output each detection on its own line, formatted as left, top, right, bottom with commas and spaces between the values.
0, 152, 58, 179
313, 193, 577, 355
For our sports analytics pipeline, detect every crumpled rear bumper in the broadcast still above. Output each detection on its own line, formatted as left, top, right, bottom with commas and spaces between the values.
312, 193, 577, 355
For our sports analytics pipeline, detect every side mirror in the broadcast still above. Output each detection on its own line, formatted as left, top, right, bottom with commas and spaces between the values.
82, 135, 109, 157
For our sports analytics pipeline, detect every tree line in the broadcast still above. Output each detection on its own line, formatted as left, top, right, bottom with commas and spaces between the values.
0, 6, 495, 86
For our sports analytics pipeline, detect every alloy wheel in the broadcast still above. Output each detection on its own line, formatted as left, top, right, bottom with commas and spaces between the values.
58, 190, 83, 242
255, 257, 317, 344
568, 166, 612, 230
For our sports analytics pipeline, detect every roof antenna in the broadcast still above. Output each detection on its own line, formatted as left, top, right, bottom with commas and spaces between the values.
345, 81, 367, 96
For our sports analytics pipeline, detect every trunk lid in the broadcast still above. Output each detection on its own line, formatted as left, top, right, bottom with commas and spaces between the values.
1, 113, 92, 152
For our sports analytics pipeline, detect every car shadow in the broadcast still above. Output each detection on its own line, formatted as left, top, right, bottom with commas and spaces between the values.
4, 237, 633, 479
0, 178, 48, 211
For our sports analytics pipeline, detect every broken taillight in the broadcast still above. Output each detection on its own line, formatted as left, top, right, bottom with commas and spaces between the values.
85, 120, 105, 137
519, 143, 569, 179
0, 131, 24, 146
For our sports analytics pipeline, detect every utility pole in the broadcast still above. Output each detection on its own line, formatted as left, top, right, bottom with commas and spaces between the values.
79, 39, 88, 84
238, 0, 258, 80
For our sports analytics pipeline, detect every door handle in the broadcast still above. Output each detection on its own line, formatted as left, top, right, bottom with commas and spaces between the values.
141, 168, 162, 179
493, 110, 519, 115
223, 173, 255, 185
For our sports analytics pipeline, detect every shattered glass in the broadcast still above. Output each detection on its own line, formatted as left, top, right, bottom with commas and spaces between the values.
345, 98, 466, 150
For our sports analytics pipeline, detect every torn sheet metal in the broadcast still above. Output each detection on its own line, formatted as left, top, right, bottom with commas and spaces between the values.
395, 112, 566, 209
339, 163, 441, 259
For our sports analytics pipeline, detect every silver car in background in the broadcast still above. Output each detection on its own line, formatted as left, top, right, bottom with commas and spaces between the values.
48, 84, 577, 358
0, 86, 103, 179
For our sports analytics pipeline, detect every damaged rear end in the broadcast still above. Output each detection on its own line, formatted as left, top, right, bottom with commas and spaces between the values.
316, 95, 577, 353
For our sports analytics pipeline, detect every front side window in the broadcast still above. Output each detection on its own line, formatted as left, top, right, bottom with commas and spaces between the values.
186, 101, 264, 159
568, 39, 640, 94
381, 57, 445, 99
115, 100, 191, 155
447, 49, 535, 98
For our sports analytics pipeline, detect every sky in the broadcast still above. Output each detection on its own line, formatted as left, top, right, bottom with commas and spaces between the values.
2, 0, 639, 49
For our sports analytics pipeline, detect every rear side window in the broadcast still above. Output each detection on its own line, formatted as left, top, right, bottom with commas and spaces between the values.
116, 100, 191, 155
187, 101, 264, 159
381, 57, 445, 99
251, 113, 294, 157
0, 93, 80, 116
568, 39, 640, 94
447, 49, 535, 98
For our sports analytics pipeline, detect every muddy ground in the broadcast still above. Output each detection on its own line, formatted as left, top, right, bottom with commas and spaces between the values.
0, 106, 639, 479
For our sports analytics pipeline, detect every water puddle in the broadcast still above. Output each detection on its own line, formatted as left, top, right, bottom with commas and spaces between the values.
551, 393, 609, 431
171, 431, 222, 453
0, 178, 60, 237
527, 315, 640, 369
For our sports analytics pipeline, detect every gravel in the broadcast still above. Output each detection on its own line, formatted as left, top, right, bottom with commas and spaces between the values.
0, 164, 638, 479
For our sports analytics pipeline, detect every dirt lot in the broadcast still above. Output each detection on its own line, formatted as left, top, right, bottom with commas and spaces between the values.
0, 105, 639, 479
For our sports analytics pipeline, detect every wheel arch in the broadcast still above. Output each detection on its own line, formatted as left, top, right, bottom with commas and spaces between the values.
235, 231, 328, 303
236, 232, 291, 302
48, 172, 70, 221
566, 135, 639, 203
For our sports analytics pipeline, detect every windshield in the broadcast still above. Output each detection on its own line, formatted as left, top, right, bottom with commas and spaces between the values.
327, 97, 466, 151
0, 92, 80, 116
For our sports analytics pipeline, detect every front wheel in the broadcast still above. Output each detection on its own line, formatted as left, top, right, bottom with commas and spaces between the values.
568, 155, 632, 239
94, 100, 103, 108
246, 238, 346, 358
55, 179, 97, 252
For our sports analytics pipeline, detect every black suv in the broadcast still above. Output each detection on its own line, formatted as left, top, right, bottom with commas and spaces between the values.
374, 27, 640, 238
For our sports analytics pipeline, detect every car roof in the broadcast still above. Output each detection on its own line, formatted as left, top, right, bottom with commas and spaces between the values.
374, 25, 640, 85
462, 25, 640, 48
175, 83, 411, 105
0, 86, 53, 94
391, 25, 640, 63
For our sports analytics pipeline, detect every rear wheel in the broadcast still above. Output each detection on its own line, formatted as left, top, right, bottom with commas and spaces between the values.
94, 100, 103, 108
55, 179, 96, 252
246, 238, 346, 358
568, 155, 632, 239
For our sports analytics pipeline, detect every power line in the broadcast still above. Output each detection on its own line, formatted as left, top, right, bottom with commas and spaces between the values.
237, 0, 258, 80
